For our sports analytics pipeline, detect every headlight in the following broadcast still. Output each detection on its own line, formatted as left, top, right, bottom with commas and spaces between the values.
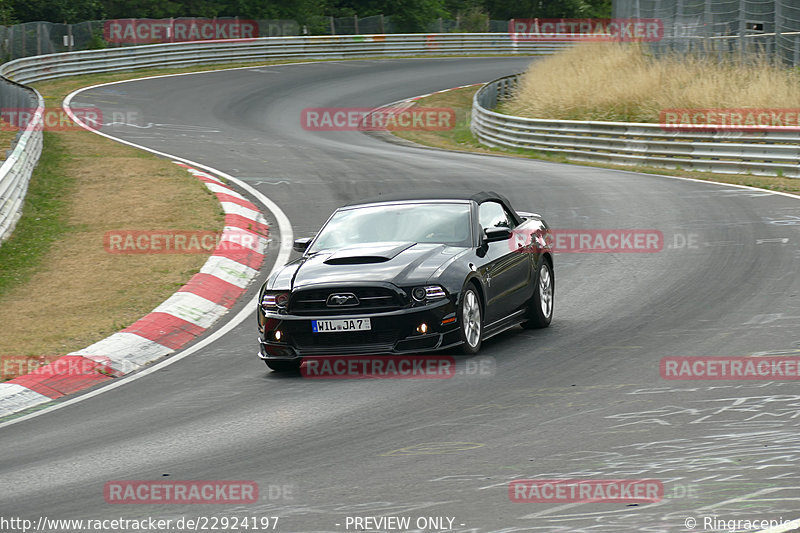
261, 291, 290, 311
411, 285, 447, 302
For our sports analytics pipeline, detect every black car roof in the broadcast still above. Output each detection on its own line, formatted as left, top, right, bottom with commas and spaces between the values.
345, 191, 521, 225
348, 191, 500, 204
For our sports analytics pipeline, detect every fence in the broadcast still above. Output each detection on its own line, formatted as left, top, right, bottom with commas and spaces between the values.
471, 74, 800, 178
0, 33, 569, 246
327, 15, 510, 35
4, 27, 797, 246
8, 9, 800, 65
0, 34, 572, 85
614, 0, 800, 66
0, 16, 515, 62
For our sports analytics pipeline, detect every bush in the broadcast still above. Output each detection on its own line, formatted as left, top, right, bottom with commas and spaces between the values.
456, 7, 488, 33
87, 28, 106, 49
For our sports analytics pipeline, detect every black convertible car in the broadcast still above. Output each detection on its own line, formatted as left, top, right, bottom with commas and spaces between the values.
257, 192, 554, 371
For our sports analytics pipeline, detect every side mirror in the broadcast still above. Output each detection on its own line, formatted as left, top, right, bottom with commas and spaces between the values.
293, 237, 313, 253
483, 227, 512, 243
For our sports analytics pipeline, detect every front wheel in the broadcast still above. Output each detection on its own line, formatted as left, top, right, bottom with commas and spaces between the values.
523, 259, 554, 329
265, 360, 301, 372
459, 285, 483, 354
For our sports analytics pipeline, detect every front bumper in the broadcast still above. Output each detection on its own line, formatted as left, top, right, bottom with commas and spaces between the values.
257, 299, 461, 361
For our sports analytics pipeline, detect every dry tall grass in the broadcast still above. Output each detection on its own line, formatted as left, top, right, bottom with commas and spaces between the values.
504, 43, 800, 123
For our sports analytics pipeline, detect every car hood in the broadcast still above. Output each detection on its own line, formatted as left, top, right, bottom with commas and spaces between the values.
271, 242, 467, 289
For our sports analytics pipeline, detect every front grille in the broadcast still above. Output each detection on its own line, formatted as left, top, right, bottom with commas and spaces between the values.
290, 286, 405, 315
292, 330, 398, 351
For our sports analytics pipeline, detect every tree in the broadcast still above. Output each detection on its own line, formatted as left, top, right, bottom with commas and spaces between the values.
4, 0, 613, 26
484, 0, 611, 19
0, 0, 16, 25
12, 0, 104, 23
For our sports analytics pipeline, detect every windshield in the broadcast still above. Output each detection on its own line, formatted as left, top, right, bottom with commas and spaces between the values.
308, 202, 472, 253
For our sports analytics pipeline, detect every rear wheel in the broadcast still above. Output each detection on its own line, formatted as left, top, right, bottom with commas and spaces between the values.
459, 285, 482, 354
523, 259, 554, 329
265, 360, 301, 372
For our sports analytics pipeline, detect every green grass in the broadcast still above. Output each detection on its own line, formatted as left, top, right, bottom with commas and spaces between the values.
0, 132, 74, 297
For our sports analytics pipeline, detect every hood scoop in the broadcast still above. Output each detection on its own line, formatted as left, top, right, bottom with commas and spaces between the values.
323, 242, 416, 265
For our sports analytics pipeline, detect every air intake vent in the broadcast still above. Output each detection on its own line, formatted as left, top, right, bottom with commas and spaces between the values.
324, 256, 389, 265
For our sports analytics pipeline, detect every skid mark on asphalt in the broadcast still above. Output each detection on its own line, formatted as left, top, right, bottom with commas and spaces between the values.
102, 122, 222, 132
381, 442, 485, 456
235, 178, 292, 185
392, 380, 800, 531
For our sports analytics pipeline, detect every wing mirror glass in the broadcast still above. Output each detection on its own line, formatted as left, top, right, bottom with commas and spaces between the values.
483, 227, 512, 243
293, 237, 313, 253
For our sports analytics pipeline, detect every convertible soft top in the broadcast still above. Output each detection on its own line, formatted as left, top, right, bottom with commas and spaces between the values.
346, 191, 521, 224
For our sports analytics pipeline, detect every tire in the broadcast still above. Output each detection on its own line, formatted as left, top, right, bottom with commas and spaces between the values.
523, 259, 554, 329
265, 360, 301, 372
458, 284, 483, 354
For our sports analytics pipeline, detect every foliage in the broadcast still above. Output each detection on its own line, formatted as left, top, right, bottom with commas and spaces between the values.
87, 27, 106, 48
11, 0, 104, 23
456, 7, 489, 32
0, 0, 16, 25
4, 0, 612, 24
389, 0, 447, 32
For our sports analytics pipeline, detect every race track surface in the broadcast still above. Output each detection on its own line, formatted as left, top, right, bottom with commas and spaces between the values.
2, 58, 800, 532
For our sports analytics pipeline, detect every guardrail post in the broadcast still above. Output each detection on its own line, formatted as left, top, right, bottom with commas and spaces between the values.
776, 1, 785, 64
354, 15, 359, 35
738, 0, 746, 61
330, 16, 335, 35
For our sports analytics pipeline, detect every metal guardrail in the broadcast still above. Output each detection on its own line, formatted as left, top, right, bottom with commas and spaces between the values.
1, 32, 797, 247
471, 74, 800, 178
0, 34, 572, 85
0, 79, 43, 244
0, 33, 570, 246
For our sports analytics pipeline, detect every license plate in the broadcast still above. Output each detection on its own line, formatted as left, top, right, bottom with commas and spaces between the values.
312, 318, 371, 333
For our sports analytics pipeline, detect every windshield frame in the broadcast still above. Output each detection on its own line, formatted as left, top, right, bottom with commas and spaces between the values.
306, 200, 475, 254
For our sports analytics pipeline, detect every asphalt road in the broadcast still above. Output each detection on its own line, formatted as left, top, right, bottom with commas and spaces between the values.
1, 58, 800, 533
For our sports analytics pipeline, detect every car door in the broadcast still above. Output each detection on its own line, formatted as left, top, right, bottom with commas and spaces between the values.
476, 201, 532, 325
